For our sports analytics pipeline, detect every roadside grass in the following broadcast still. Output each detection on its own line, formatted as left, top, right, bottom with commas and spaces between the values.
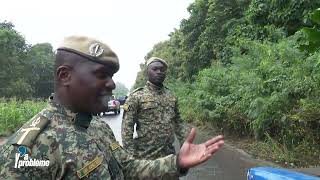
195, 123, 320, 168
246, 133, 320, 168
0, 98, 46, 136
1, 97, 318, 168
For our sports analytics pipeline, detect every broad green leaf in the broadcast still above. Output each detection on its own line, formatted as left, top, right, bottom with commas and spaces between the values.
311, 8, 320, 24
302, 27, 320, 42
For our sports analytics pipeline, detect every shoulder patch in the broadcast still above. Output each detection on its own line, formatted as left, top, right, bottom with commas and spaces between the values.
123, 103, 129, 112
10, 110, 51, 147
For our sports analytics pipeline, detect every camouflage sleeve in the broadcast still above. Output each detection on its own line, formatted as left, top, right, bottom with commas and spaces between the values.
0, 136, 59, 179
174, 98, 187, 145
112, 144, 181, 179
121, 95, 139, 153
92, 119, 182, 179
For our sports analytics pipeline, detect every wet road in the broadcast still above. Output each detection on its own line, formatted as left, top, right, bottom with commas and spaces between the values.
102, 108, 275, 180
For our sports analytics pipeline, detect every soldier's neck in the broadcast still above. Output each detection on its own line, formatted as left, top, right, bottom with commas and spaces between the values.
53, 92, 92, 129
147, 81, 163, 88
74, 112, 92, 129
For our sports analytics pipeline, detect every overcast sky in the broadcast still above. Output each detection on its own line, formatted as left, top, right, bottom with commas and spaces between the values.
0, 0, 193, 89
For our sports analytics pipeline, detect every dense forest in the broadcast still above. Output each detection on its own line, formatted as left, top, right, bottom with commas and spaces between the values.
134, 0, 320, 166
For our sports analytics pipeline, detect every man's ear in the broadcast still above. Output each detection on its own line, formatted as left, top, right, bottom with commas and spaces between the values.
56, 65, 72, 86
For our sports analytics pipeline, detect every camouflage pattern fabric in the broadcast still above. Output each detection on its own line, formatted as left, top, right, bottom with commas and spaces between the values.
0, 94, 181, 179
122, 81, 187, 161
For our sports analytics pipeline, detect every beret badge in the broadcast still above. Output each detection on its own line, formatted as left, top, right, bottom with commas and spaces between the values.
89, 43, 104, 57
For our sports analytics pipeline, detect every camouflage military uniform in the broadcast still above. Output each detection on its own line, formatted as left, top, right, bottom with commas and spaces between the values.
122, 81, 186, 161
0, 95, 183, 179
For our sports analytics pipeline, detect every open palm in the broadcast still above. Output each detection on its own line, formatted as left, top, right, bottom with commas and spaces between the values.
178, 128, 224, 169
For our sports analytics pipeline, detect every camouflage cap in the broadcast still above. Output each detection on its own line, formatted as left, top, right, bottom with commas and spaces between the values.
57, 35, 119, 73
146, 57, 168, 68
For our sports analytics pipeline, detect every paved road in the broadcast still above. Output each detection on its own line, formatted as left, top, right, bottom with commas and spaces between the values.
0, 108, 318, 178
102, 108, 276, 180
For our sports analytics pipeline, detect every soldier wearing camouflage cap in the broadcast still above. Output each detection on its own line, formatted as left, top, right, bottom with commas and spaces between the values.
121, 57, 190, 179
0, 36, 224, 179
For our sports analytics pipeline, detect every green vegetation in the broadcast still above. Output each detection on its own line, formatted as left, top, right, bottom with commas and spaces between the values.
113, 82, 129, 97
0, 98, 46, 136
0, 21, 53, 136
0, 21, 55, 99
0, 22, 129, 136
1, 0, 320, 167
134, 0, 320, 167
301, 8, 320, 53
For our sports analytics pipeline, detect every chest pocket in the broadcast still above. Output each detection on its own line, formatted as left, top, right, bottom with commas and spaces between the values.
163, 99, 175, 114
94, 136, 123, 180
61, 131, 123, 180
76, 145, 123, 180
138, 99, 158, 126
140, 100, 157, 110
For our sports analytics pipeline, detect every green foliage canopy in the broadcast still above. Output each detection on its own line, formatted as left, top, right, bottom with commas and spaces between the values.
0, 21, 55, 99
134, 0, 320, 166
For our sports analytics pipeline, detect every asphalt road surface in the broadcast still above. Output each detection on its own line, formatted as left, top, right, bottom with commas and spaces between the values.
102, 108, 276, 180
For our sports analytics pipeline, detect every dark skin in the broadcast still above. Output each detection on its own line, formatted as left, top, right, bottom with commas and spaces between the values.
147, 61, 167, 86
54, 51, 115, 114
145, 60, 224, 168
55, 51, 224, 169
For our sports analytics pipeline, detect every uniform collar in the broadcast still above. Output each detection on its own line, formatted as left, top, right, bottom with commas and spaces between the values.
146, 81, 164, 93
48, 93, 92, 129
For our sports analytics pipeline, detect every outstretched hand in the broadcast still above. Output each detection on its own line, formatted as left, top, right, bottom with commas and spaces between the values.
177, 128, 224, 169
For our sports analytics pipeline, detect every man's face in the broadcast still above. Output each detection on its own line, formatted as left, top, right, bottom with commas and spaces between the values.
147, 61, 167, 85
68, 58, 115, 114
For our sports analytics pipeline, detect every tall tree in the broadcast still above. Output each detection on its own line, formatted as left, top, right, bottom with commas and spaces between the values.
27, 43, 55, 98
0, 21, 55, 99
113, 82, 129, 97
0, 21, 32, 98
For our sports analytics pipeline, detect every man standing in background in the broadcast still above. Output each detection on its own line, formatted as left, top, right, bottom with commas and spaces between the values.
0, 37, 224, 179
122, 57, 187, 164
